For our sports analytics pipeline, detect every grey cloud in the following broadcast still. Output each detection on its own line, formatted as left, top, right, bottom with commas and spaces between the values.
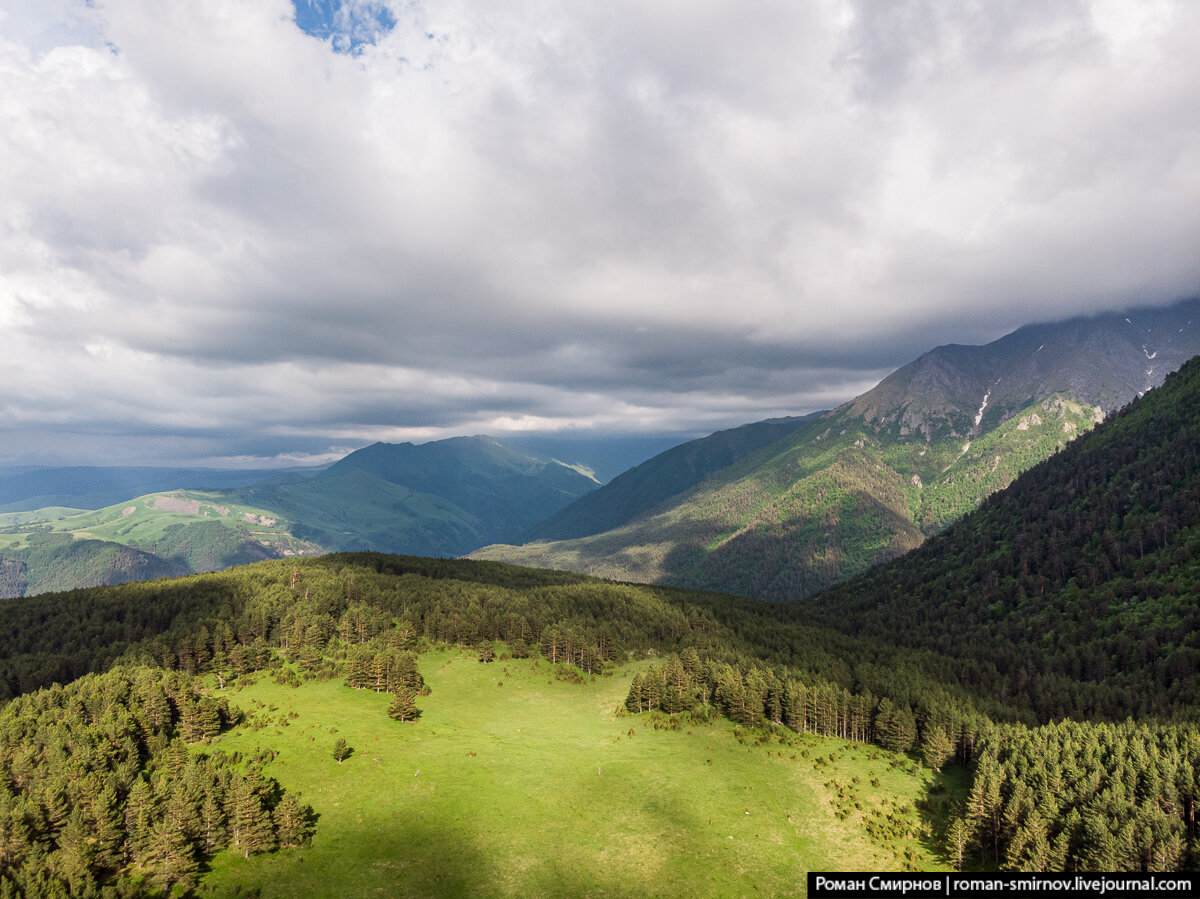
2, 0, 1199, 467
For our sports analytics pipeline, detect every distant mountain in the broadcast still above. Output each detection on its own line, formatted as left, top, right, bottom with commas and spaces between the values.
0, 465, 320, 513
0, 437, 599, 597
498, 434, 693, 484
522, 414, 822, 542
473, 298, 1200, 601
231, 436, 601, 557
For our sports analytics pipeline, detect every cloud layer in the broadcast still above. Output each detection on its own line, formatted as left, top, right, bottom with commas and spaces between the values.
3, 0, 1199, 466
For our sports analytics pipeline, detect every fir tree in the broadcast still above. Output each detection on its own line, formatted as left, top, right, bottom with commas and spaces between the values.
273, 793, 313, 848
230, 778, 274, 859
388, 688, 421, 723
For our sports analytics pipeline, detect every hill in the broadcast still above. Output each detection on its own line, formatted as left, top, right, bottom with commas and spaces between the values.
474, 298, 1200, 601
521, 414, 822, 542
0, 437, 599, 598
0, 537, 1197, 889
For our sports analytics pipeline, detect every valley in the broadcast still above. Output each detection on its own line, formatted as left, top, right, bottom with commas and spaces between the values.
474, 300, 1200, 602
8, 2, 1198, 891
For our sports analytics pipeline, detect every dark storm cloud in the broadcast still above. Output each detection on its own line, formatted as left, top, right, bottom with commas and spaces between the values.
1, 0, 1198, 466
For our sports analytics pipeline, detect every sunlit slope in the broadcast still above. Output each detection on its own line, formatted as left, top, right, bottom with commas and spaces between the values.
203, 652, 948, 897
0, 489, 318, 597
476, 300, 1200, 601
473, 393, 1098, 600
801, 354, 1200, 721
522, 414, 820, 542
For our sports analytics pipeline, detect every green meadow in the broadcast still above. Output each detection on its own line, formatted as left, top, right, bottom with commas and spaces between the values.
202, 651, 950, 897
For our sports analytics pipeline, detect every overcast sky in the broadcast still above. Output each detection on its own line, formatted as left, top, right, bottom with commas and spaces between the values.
2, 0, 1199, 468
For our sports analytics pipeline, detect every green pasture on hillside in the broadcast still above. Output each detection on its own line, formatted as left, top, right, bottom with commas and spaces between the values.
202, 651, 949, 897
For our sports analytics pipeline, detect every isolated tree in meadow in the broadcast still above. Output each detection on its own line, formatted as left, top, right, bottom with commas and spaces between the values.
333, 738, 352, 763
389, 687, 421, 722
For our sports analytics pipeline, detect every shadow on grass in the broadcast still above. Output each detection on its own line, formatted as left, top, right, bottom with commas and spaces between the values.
915, 761, 972, 869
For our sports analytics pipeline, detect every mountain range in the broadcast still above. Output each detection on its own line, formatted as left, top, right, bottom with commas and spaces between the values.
471, 297, 1200, 601
3, 297, 1197, 602
0, 437, 599, 598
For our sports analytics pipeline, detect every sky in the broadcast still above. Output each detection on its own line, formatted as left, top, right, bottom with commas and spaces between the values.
2, 0, 1199, 469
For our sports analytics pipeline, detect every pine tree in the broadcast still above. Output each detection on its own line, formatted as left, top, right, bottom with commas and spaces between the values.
123, 777, 157, 865
625, 673, 645, 714
143, 817, 199, 895
947, 815, 970, 871
230, 778, 274, 859
273, 794, 313, 848
921, 726, 955, 772
89, 784, 123, 872
333, 738, 352, 764
388, 688, 421, 723
200, 792, 227, 853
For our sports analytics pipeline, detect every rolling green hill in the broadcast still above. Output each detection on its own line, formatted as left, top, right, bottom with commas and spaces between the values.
0, 437, 600, 598
474, 299, 1200, 602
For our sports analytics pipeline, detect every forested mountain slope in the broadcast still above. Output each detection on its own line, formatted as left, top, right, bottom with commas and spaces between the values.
800, 353, 1200, 722
2, 540, 1199, 886
474, 299, 1200, 602
522, 414, 821, 541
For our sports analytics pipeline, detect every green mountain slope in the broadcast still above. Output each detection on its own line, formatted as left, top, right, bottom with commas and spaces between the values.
307, 436, 600, 544
475, 299, 1199, 601
800, 353, 1200, 721
522, 414, 820, 542
0, 490, 321, 597
0, 437, 599, 597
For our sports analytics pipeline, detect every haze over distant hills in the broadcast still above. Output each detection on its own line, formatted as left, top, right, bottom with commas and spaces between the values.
472, 298, 1200, 602
0, 465, 324, 514
0, 437, 600, 598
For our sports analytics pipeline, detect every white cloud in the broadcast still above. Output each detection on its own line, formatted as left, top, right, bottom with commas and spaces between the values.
0, 0, 1198, 465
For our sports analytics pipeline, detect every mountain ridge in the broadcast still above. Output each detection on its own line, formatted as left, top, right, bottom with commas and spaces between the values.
472, 297, 1200, 601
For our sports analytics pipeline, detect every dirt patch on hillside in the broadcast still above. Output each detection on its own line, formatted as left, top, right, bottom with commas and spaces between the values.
152, 496, 201, 515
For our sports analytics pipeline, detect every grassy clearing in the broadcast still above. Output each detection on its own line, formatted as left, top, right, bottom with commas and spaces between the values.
53, 490, 300, 548
200, 651, 950, 897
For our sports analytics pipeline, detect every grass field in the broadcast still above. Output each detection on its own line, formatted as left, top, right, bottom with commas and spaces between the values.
200, 651, 951, 897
